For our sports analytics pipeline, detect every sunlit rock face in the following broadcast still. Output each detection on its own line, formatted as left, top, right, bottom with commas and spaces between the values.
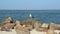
15, 24, 30, 34
14, 20, 21, 28
47, 29, 55, 34
34, 21, 40, 29
2, 17, 13, 24
50, 23, 60, 30
15, 20, 20, 25
3, 23, 14, 29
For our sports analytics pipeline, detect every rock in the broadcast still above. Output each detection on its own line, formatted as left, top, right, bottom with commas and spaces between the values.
4, 23, 14, 29
41, 23, 48, 28
14, 20, 20, 27
2, 17, 13, 24
15, 26, 30, 34
47, 29, 55, 34
14, 20, 21, 29
50, 23, 60, 30
15, 20, 20, 25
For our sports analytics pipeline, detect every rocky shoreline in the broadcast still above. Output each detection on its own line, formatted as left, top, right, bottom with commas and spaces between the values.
0, 17, 60, 34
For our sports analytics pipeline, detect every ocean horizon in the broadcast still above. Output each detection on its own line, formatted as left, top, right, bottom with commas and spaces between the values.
0, 10, 60, 24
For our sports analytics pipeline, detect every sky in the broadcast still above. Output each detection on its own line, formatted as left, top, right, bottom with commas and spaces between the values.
0, 0, 60, 10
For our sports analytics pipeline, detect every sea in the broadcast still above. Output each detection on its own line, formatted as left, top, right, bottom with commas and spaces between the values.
0, 10, 60, 24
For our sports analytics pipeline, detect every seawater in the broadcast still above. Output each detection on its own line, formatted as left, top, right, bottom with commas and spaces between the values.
0, 10, 60, 24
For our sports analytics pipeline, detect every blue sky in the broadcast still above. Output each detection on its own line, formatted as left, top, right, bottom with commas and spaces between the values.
0, 0, 60, 10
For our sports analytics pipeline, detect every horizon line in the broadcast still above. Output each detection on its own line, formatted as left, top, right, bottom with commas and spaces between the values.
0, 8, 60, 10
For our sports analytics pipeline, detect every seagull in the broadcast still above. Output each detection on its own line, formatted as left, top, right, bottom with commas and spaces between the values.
29, 13, 34, 18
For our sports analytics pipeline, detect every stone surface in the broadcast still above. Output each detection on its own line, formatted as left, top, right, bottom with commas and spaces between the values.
2, 17, 13, 24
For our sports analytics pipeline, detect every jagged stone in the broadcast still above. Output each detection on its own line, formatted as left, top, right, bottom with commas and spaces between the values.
2, 17, 13, 24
